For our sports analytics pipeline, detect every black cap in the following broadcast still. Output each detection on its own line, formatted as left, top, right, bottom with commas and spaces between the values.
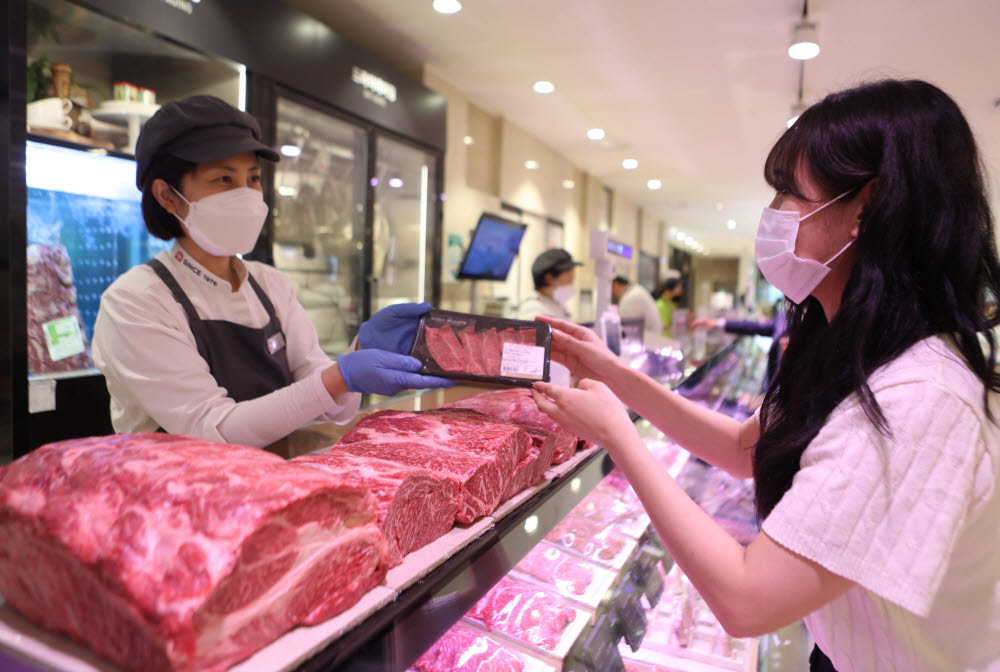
531, 249, 582, 283
134, 95, 280, 189
613, 275, 630, 284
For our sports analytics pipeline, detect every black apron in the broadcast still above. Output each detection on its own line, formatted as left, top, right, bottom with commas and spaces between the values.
147, 258, 294, 403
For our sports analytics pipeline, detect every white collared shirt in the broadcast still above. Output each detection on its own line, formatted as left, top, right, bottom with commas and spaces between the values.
92, 243, 360, 448
516, 291, 571, 321
618, 283, 663, 337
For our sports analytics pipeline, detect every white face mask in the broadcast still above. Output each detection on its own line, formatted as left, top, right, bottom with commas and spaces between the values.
552, 283, 576, 305
172, 187, 269, 257
754, 190, 853, 304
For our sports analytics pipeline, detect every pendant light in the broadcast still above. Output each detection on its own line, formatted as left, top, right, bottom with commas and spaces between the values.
789, 0, 819, 60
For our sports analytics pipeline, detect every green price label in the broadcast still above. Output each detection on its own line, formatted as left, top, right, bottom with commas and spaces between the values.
42, 316, 86, 362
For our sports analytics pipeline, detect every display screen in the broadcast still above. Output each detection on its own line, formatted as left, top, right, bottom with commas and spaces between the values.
457, 213, 527, 281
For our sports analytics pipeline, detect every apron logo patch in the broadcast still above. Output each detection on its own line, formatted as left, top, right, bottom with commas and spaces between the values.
175, 250, 184, 262
267, 333, 286, 355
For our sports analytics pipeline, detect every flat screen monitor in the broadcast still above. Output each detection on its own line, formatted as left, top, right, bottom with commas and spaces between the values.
457, 213, 527, 281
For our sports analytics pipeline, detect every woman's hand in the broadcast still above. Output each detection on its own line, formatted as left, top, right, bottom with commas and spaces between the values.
536, 316, 625, 384
532, 379, 640, 454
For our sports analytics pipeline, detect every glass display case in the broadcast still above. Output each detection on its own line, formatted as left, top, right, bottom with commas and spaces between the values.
272, 96, 368, 356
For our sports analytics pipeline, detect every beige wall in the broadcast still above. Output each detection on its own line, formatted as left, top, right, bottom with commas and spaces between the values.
424, 68, 651, 320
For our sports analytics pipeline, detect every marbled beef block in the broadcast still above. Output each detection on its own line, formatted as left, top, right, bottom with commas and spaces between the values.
412, 624, 524, 672
27, 243, 93, 374
0, 432, 390, 672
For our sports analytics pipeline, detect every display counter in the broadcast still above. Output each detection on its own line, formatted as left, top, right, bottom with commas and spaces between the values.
0, 335, 809, 672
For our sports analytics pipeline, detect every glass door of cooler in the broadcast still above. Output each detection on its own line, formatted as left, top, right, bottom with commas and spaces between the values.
271, 96, 368, 357
371, 135, 439, 312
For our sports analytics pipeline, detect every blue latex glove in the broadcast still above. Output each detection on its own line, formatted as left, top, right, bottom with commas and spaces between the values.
337, 349, 456, 396
358, 302, 432, 355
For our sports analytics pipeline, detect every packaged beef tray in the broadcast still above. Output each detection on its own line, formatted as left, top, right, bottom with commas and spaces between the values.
407, 623, 558, 672
410, 309, 551, 387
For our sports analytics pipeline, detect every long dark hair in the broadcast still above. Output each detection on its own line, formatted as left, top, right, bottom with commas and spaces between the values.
753, 79, 1000, 517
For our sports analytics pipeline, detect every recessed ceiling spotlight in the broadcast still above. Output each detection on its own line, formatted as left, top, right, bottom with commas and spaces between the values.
622, 158, 638, 170
789, 21, 819, 60
647, 179, 662, 190
388, 177, 404, 189
463, 135, 475, 146
533, 81, 555, 94
524, 160, 539, 170
562, 179, 575, 189
675, 231, 685, 241
279, 144, 302, 158
433, 0, 462, 15
726, 219, 736, 230
716, 202, 724, 211
586, 128, 605, 140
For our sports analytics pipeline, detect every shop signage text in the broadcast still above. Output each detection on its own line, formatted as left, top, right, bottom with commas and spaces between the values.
352, 66, 397, 107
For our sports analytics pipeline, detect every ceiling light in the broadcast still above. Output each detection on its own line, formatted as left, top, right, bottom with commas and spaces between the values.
716, 202, 724, 211
587, 128, 605, 140
533, 81, 555, 94
674, 231, 685, 241
463, 135, 475, 146
622, 158, 638, 170
647, 179, 662, 190
524, 160, 538, 170
279, 144, 302, 158
562, 179, 575, 189
788, 21, 819, 60
432, 0, 462, 14
726, 219, 736, 230
388, 177, 404, 189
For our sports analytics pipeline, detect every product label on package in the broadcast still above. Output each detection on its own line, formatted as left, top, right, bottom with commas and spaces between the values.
42, 316, 85, 362
500, 342, 545, 379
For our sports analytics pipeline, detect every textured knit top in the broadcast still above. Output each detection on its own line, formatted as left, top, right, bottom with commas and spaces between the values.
762, 336, 1000, 672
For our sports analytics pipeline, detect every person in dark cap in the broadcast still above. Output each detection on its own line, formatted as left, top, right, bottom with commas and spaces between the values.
92, 95, 452, 447
516, 248, 583, 321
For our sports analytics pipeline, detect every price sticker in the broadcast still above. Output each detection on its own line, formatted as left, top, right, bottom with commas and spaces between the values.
42, 316, 86, 362
500, 342, 545, 379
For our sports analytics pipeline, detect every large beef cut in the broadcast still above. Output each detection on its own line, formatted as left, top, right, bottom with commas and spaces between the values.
411, 624, 524, 672
443, 388, 578, 464
499, 428, 556, 501
516, 544, 595, 596
27, 243, 94, 374
0, 433, 391, 672
294, 450, 460, 566
466, 577, 577, 652
336, 409, 531, 523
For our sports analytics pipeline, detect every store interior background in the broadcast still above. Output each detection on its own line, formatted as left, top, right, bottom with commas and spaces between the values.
286, 0, 1000, 317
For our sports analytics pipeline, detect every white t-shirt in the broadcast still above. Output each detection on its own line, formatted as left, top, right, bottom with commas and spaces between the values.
92, 243, 361, 448
618, 283, 663, 337
516, 291, 570, 321
762, 336, 1000, 672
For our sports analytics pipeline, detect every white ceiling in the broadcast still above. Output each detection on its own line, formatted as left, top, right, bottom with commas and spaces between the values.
285, 0, 1000, 257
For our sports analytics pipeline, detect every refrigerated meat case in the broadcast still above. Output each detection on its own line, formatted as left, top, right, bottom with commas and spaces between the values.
3, 0, 446, 457
0, 334, 815, 672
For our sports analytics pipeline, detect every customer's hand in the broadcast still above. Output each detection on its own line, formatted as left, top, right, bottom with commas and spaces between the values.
358, 302, 432, 354
532, 379, 639, 452
337, 349, 455, 396
536, 316, 624, 384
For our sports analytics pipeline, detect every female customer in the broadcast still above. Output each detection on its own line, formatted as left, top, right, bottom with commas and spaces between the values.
93, 95, 452, 448
532, 79, 1000, 671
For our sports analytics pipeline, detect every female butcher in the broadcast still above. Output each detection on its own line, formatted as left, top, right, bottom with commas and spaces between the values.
532, 79, 1000, 671
93, 95, 452, 448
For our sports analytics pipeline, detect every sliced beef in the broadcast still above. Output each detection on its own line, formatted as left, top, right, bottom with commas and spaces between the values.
516, 544, 595, 596
411, 624, 524, 672
456, 325, 489, 375
480, 327, 503, 376
293, 451, 461, 566
27, 243, 94, 374
466, 577, 577, 652
0, 432, 390, 672
423, 324, 467, 372
545, 514, 629, 562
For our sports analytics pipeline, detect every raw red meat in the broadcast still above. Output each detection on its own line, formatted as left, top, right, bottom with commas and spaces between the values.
545, 514, 628, 562
423, 324, 467, 372
412, 624, 524, 672
481, 327, 502, 376
293, 450, 460, 566
27, 243, 94, 374
457, 325, 489, 375
500, 429, 556, 501
336, 409, 531, 523
466, 577, 577, 652
0, 432, 390, 672
443, 388, 578, 464
499, 328, 536, 347
516, 544, 595, 595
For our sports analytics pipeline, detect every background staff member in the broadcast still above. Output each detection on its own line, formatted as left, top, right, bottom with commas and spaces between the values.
533, 80, 1000, 671
611, 275, 663, 338
93, 95, 452, 448
516, 248, 582, 320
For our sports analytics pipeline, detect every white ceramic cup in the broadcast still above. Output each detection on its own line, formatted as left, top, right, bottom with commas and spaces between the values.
27, 97, 73, 130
